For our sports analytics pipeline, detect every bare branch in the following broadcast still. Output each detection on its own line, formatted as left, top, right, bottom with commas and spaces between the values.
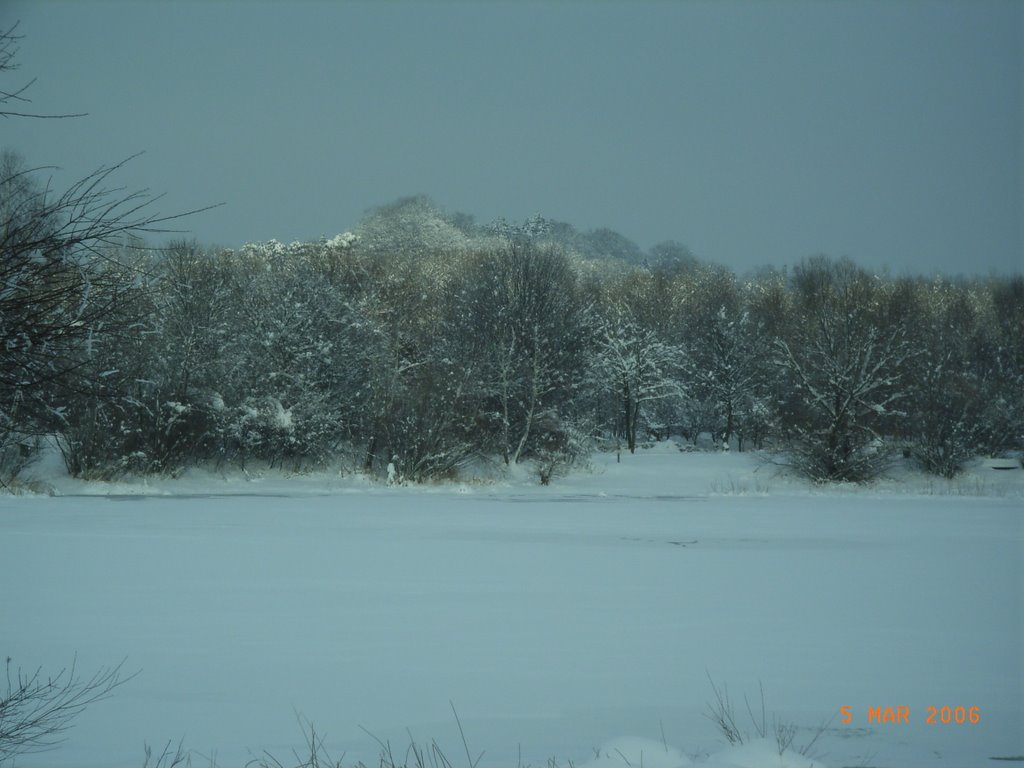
0, 22, 87, 119
0, 656, 134, 762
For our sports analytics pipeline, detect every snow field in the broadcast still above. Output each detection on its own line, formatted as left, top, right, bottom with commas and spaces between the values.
1, 448, 1021, 767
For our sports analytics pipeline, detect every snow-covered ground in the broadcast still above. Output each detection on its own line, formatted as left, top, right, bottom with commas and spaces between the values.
2, 443, 1021, 767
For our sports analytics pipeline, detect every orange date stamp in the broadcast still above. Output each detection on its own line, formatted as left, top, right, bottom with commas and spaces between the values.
840, 705, 980, 725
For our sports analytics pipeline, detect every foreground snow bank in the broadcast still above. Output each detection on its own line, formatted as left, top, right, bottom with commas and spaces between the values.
581, 737, 693, 767
701, 739, 827, 768
580, 736, 830, 768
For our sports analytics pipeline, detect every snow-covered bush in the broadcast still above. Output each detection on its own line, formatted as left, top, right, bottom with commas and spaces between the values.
369, 362, 478, 483
704, 677, 830, 763
219, 397, 287, 469
781, 429, 895, 484
54, 393, 174, 479
212, 395, 338, 471
907, 357, 982, 479
534, 413, 594, 485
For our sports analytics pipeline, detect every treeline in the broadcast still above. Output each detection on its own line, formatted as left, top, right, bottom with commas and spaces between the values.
2, 189, 1022, 485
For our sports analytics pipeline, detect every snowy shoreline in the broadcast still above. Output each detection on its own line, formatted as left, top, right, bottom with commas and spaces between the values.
7, 439, 1024, 501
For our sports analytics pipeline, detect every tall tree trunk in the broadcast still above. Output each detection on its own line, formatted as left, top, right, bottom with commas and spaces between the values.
622, 399, 638, 454
512, 341, 542, 464
364, 433, 377, 472
623, 382, 634, 453
724, 399, 734, 450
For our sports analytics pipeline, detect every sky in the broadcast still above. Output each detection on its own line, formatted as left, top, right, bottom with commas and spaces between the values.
2, 0, 1021, 275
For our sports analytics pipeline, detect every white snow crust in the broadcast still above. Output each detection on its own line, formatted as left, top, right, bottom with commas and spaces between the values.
1, 442, 1021, 767
580, 737, 692, 767
700, 739, 827, 768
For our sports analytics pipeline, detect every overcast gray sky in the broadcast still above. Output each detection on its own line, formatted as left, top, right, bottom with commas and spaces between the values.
3, 0, 1021, 274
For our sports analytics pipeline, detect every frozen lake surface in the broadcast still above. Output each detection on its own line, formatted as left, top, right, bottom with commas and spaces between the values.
2, 449, 1021, 767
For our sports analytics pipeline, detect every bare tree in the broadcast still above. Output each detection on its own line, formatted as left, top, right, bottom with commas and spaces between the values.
454, 233, 586, 466
0, 24, 215, 466
0, 152, 206, 435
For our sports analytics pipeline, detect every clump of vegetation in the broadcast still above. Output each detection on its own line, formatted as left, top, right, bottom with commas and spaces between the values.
703, 675, 832, 760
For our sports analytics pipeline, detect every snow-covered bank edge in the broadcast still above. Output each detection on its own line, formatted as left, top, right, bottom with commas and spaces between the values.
5, 438, 1022, 500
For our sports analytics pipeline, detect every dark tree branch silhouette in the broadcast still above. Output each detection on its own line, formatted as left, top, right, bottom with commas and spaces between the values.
0, 657, 132, 763
0, 22, 86, 119
0, 23, 219, 464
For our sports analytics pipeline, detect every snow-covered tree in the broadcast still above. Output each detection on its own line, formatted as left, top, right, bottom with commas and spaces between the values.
692, 306, 772, 449
648, 240, 700, 270
891, 278, 982, 477
0, 28, 205, 479
774, 256, 913, 482
345, 235, 486, 481
0, 152, 167, 444
354, 195, 472, 259
971, 276, 1024, 458
578, 227, 645, 265
589, 308, 687, 454
674, 266, 775, 450
197, 240, 366, 469
450, 236, 588, 465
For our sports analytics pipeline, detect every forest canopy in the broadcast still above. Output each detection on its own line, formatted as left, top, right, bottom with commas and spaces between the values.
2, 186, 1021, 486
